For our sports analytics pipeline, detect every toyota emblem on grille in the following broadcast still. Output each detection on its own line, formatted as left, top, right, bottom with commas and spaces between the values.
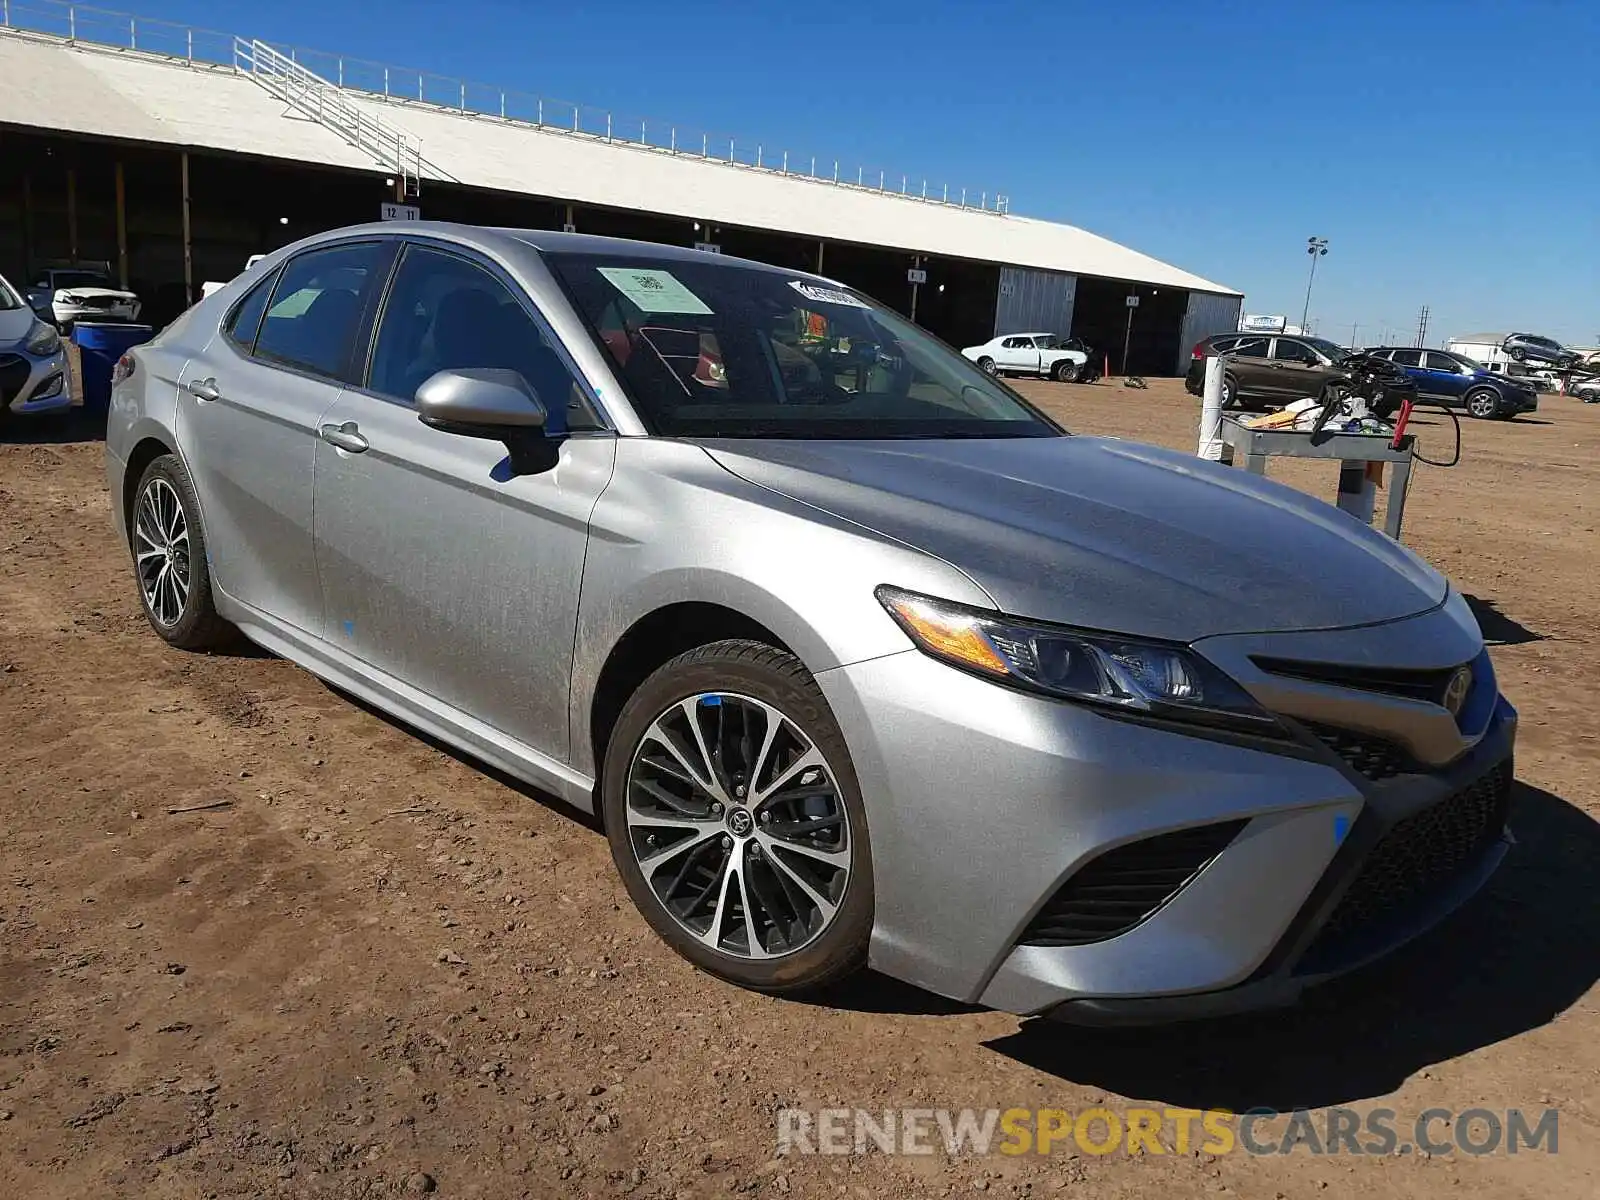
1443, 666, 1473, 718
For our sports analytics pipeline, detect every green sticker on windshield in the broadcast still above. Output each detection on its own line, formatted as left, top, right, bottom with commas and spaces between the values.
598, 267, 713, 315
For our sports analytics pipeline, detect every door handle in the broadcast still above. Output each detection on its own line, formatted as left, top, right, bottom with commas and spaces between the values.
319, 422, 369, 454
185, 377, 221, 402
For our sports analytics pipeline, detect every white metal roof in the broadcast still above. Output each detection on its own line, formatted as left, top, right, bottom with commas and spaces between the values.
0, 31, 1241, 296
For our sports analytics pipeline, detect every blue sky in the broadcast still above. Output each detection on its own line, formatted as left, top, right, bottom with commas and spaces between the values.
125, 0, 1597, 346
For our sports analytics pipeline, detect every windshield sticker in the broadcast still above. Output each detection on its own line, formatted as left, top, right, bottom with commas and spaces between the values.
789, 281, 870, 309
598, 267, 713, 315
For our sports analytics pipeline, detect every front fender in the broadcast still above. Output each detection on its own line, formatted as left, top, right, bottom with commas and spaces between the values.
567, 438, 992, 778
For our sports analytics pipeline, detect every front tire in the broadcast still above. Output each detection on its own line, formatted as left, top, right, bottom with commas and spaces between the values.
130, 454, 234, 650
977, 356, 997, 376
1466, 388, 1500, 420
601, 640, 872, 995
1051, 358, 1078, 383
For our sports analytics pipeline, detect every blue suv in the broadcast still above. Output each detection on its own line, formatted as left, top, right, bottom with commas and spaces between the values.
1363, 347, 1537, 420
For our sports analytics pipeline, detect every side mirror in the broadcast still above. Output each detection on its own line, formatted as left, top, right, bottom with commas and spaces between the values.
416, 367, 547, 434
416, 368, 554, 476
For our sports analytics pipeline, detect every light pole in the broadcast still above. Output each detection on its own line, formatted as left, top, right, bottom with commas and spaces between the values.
1301, 237, 1328, 333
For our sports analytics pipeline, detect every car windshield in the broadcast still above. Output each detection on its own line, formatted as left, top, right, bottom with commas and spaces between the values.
550, 254, 1062, 440
52, 271, 111, 289
0, 277, 22, 311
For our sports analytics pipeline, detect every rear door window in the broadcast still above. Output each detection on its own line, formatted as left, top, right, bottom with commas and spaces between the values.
1232, 337, 1270, 358
224, 270, 279, 352
1424, 352, 1462, 372
1390, 349, 1423, 367
254, 242, 388, 380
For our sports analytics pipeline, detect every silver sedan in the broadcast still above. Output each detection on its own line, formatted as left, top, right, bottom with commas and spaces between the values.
0, 272, 70, 421
105, 224, 1516, 1023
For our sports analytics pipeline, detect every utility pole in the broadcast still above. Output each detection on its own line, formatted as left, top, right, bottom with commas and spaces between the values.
1414, 305, 1430, 348
1350, 321, 1360, 348
1301, 236, 1328, 332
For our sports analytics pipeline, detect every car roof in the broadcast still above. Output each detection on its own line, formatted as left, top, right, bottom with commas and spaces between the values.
277, 221, 834, 282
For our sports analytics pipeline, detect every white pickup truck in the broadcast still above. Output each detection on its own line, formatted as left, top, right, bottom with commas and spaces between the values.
961, 332, 1089, 382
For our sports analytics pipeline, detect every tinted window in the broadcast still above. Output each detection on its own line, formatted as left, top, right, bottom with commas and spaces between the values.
369, 244, 597, 433
1209, 337, 1240, 353
1232, 337, 1270, 358
551, 254, 1059, 440
255, 242, 386, 379
224, 270, 277, 351
1424, 352, 1463, 372
1273, 339, 1317, 364
1389, 349, 1423, 366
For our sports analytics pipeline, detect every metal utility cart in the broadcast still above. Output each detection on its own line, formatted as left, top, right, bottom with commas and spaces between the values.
1218, 418, 1416, 540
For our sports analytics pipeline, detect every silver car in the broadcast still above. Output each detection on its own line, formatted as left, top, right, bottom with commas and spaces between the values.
0, 271, 71, 421
105, 224, 1516, 1022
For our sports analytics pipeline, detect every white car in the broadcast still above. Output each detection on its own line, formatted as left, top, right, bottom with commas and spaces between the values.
961, 333, 1089, 382
26, 266, 142, 331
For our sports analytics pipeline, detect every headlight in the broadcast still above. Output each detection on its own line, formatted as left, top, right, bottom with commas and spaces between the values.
876, 586, 1283, 735
59, 293, 81, 305
24, 319, 61, 356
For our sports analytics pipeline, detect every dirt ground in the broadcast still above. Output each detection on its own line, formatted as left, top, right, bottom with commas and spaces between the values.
2, 378, 1596, 1199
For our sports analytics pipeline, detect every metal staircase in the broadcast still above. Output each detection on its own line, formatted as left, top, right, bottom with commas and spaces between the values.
234, 37, 434, 197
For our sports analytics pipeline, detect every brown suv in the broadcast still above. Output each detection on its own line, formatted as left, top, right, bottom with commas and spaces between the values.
1184, 333, 1350, 409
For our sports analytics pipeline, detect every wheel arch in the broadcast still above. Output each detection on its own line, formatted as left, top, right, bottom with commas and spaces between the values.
585, 601, 797, 822
121, 433, 179, 544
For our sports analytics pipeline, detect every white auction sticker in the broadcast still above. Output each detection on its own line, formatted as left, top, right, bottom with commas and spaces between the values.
598, 267, 713, 315
789, 281, 870, 309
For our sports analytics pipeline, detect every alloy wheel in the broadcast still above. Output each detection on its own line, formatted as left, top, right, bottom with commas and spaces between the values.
1468, 392, 1497, 419
624, 692, 852, 960
134, 478, 191, 627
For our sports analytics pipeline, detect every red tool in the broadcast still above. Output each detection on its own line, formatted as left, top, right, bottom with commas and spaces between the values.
1389, 395, 1414, 450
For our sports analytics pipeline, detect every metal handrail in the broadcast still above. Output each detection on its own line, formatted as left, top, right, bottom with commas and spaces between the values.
0, 0, 1011, 214
233, 36, 430, 194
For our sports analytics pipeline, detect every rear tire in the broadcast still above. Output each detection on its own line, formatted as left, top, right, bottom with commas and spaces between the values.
1221, 373, 1239, 409
1466, 388, 1500, 420
129, 454, 235, 650
977, 356, 997, 376
601, 639, 873, 996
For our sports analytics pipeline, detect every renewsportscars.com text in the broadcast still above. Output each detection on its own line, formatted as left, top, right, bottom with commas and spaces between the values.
777, 1106, 1559, 1158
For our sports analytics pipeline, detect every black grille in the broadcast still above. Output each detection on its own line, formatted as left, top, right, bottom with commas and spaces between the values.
1304, 722, 1416, 781
1254, 656, 1462, 707
0, 354, 27, 405
1019, 821, 1247, 947
1305, 762, 1510, 963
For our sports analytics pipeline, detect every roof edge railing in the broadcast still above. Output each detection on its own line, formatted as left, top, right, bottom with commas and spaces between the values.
0, 0, 1011, 214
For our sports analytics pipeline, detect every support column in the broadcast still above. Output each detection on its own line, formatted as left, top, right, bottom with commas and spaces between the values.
180, 152, 193, 306
67, 167, 78, 261
21, 172, 34, 283
816, 240, 825, 274
909, 255, 922, 323
563, 203, 575, 232
115, 160, 128, 290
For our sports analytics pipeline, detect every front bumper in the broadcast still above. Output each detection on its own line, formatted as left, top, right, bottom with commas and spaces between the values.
817, 601, 1513, 1019
55, 301, 141, 325
1, 345, 71, 415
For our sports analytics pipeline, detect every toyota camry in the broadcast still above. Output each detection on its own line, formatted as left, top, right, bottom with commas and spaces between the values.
106, 224, 1515, 1022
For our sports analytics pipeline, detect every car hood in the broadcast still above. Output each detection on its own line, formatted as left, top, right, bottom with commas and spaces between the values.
702, 435, 1448, 641
55, 286, 136, 300
0, 304, 36, 344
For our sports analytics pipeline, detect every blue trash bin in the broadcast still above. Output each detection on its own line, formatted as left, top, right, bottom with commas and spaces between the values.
74, 322, 155, 415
